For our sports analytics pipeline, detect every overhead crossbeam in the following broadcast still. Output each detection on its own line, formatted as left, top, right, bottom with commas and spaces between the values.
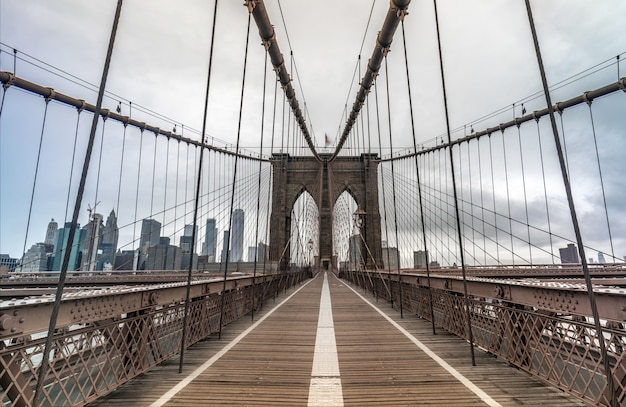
0, 71, 267, 162
380, 76, 626, 161
247, 0, 321, 161
330, 0, 411, 161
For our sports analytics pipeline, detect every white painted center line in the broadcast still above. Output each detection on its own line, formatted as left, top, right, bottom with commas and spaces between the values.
308, 272, 343, 406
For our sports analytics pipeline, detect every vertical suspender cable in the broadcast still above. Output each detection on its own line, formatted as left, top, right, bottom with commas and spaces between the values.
500, 132, 515, 263
252, 50, 269, 321
516, 124, 532, 264
59, 108, 83, 271
180, 0, 220, 371
33, 1, 123, 403
523, 1, 615, 403
476, 139, 487, 265
260, 78, 279, 301
534, 119, 554, 262
467, 143, 477, 263
375, 82, 394, 305
162, 139, 170, 243
382, 56, 403, 317
432, 0, 475, 365
219, 8, 252, 340
586, 102, 615, 261
132, 130, 144, 263
20, 98, 50, 272
115, 115, 128, 254
488, 135, 500, 263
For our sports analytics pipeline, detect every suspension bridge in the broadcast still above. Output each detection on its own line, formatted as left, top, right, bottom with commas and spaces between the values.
1, 0, 625, 405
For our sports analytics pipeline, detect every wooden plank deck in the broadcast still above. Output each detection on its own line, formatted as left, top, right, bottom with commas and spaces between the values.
92, 272, 589, 406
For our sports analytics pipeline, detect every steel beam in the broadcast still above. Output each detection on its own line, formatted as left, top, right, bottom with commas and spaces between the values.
376, 271, 626, 322
247, 1, 320, 161
0, 275, 272, 340
0, 71, 267, 162
331, 0, 411, 161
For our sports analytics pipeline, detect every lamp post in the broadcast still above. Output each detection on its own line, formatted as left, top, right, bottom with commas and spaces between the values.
307, 239, 313, 267
352, 207, 366, 270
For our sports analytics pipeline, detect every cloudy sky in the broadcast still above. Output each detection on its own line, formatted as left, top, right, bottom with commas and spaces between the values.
1, 0, 625, 265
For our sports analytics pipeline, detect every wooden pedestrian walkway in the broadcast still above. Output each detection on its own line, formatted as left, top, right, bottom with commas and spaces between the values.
92, 272, 588, 406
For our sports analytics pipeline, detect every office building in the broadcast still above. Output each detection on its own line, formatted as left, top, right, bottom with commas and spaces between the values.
231, 209, 244, 262
140, 219, 161, 250
82, 213, 103, 271
221, 230, 230, 262
44, 218, 58, 247
414, 250, 428, 268
99, 210, 119, 268
559, 243, 579, 264
21, 243, 53, 273
203, 218, 217, 259
0, 254, 18, 274
52, 222, 86, 271
382, 246, 400, 270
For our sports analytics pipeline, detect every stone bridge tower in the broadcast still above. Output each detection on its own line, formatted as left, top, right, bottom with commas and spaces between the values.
269, 153, 382, 270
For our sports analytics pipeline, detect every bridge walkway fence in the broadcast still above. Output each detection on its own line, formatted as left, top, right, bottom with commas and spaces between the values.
340, 268, 626, 406
92, 271, 584, 406
0, 270, 308, 407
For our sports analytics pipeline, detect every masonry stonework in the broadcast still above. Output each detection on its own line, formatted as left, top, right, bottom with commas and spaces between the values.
269, 153, 382, 270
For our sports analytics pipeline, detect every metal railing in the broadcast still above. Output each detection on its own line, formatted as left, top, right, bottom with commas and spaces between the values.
0, 270, 308, 406
340, 269, 626, 406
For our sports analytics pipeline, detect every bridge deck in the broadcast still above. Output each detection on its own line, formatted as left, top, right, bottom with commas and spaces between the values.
92, 272, 588, 406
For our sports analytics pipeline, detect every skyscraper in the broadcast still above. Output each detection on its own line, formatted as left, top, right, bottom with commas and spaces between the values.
140, 219, 161, 250
221, 230, 230, 262
52, 222, 86, 271
231, 209, 244, 262
99, 210, 119, 268
21, 243, 50, 273
180, 224, 197, 253
44, 218, 58, 247
413, 250, 428, 268
204, 218, 217, 260
82, 213, 104, 271
180, 224, 197, 270
559, 243, 579, 264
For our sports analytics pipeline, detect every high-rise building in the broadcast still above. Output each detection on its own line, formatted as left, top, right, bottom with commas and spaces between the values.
221, 230, 230, 262
52, 223, 86, 271
597, 252, 606, 264
231, 209, 244, 262
146, 241, 182, 271
180, 224, 196, 253
82, 213, 104, 271
257, 242, 268, 263
140, 219, 161, 250
559, 243, 579, 264
413, 250, 428, 268
20, 243, 52, 273
99, 210, 119, 269
0, 254, 19, 274
382, 246, 400, 270
203, 218, 217, 260
44, 218, 58, 247
180, 224, 197, 270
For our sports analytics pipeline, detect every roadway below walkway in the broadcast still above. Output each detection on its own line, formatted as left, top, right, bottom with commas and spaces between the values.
92, 272, 588, 406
